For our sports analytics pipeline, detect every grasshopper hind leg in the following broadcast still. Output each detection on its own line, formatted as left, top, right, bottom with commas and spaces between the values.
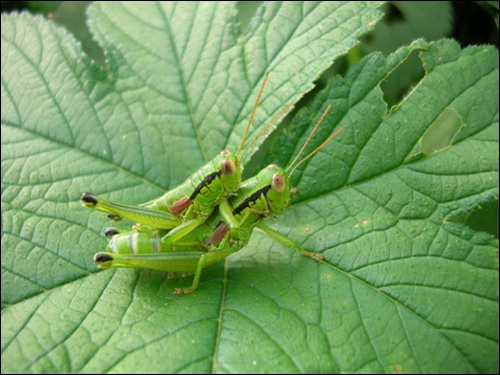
93, 246, 239, 295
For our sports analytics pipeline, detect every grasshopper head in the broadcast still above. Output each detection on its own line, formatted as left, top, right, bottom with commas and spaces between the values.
258, 164, 291, 215
218, 150, 242, 194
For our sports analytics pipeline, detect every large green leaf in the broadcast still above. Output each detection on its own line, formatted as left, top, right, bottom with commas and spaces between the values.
2, 2, 498, 373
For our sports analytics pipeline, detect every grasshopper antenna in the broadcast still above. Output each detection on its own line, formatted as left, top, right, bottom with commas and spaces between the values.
236, 73, 269, 157
237, 73, 296, 162
239, 101, 295, 162
287, 105, 345, 177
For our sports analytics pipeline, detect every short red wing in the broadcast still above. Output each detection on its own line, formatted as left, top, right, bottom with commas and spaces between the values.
211, 223, 229, 245
170, 197, 192, 214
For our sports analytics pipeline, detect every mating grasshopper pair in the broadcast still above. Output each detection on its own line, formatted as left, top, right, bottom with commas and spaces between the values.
82, 75, 345, 294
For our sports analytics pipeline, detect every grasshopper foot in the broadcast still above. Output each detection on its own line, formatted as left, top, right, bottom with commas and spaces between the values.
173, 287, 195, 296
302, 251, 324, 261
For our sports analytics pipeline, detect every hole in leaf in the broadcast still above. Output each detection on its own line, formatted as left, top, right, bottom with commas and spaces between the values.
405, 107, 465, 163
237, 1, 263, 33
467, 201, 500, 239
380, 49, 425, 109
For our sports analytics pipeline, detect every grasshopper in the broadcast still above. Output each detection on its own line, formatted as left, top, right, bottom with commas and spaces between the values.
81, 74, 292, 239
93, 105, 345, 294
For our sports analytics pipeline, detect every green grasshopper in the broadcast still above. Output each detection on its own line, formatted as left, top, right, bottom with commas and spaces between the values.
94, 105, 345, 294
81, 74, 292, 240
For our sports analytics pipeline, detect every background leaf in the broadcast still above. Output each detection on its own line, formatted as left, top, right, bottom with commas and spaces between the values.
1, 2, 498, 373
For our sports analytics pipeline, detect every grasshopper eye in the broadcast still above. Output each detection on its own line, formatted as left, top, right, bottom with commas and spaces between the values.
222, 158, 236, 176
272, 173, 286, 193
